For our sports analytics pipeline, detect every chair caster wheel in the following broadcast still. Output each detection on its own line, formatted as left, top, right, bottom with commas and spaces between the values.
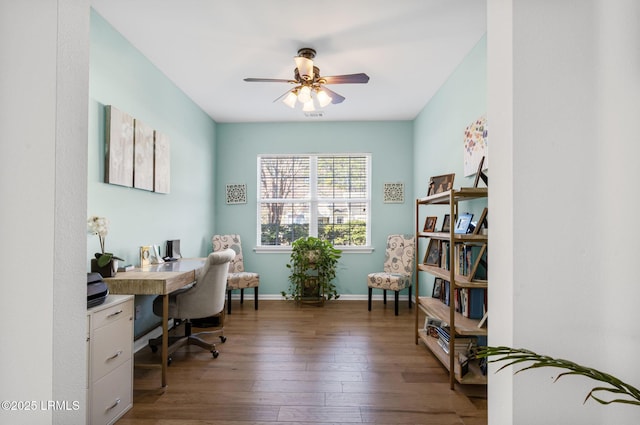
212, 350, 219, 359
220, 336, 227, 343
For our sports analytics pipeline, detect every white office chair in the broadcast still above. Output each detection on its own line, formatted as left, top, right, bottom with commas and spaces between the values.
149, 248, 235, 360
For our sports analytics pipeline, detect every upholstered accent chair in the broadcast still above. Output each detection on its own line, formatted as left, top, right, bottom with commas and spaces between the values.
367, 234, 416, 316
149, 248, 235, 360
212, 234, 260, 314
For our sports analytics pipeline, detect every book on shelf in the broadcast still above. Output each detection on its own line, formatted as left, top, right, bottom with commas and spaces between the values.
440, 241, 450, 271
458, 287, 487, 319
477, 310, 488, 328
455, 243, 488, 281
435, 327, 476, 347
436, 335, 476, 355
443, 280, 451, 306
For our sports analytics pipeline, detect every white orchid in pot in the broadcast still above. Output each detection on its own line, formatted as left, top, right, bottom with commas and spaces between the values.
87, 216, 123, 277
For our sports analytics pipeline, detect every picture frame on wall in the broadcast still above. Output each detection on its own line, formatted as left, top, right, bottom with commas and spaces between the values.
423, 216, 438, 233
154, 131, 171, 194
133, 119, 155, 191
105, 105, 134, 187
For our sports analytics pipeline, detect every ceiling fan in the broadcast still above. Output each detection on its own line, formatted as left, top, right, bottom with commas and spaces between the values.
243, 48, 370, 111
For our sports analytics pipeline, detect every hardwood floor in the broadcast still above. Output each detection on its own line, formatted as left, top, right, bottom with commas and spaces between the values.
117, 300, 487, 425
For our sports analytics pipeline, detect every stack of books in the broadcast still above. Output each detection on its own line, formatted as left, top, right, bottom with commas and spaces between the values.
435, 326, 476, 355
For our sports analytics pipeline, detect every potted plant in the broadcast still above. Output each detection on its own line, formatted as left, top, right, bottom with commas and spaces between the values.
87, 216, 123, 277
283, 236, 342, 303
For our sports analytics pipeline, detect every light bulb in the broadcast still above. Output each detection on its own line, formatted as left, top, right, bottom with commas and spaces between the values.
302, 100, 315, 112
297, 86, 312, 103
316, 89, 332, 107
282, 91, 297, 108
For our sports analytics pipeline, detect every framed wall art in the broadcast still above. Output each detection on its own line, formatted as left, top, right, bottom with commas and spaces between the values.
463, 115, 488, 177
133, 119, 154, 191
226, 183, 247, 204
383, 183, 404, 203
154, 131, 170, 194
105, 105, 134, 187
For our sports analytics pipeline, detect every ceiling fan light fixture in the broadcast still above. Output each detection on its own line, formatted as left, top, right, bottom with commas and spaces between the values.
294, 56, 314, 81
302, 99, 315, 112
244, 47, 367, 113
316, 89, 332, 108
297, 85, 312, 103
282, 90, 298, 108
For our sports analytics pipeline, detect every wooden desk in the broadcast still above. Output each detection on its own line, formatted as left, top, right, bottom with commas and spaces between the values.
103, 258, 206, 387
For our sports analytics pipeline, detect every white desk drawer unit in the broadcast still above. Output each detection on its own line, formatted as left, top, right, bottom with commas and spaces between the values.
87, 295, 134, 425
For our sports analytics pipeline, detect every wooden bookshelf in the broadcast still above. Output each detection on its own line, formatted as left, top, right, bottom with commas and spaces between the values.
414, 187, 488, 389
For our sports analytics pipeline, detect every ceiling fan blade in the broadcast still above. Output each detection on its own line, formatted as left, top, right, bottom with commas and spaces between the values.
321, 73, 370, 85
244, 78, 296, 83
321, 87, 346, 104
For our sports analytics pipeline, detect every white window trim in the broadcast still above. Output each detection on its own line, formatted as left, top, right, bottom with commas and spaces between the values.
256, 153, 372, 251
254, 245, 374, 254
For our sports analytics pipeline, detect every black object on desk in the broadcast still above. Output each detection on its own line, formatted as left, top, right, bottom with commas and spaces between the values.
87, 272, 109, 308
166, 239, 182, 259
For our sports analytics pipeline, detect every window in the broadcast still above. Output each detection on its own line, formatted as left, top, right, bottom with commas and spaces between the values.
258, 154, 370, 248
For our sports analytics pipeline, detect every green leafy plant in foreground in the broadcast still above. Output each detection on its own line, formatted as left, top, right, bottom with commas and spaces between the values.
477, 346, 640, 407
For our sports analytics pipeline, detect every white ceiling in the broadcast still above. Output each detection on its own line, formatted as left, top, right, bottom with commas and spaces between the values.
90, 0, 487, 123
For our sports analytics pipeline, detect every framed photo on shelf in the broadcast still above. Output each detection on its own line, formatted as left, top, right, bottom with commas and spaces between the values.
472, 207, 488, 235
454, 213, 474, 234
423, 239, 441, 266
469, 244, 488, 281
423, 216, 438, 232
432, 277, 444, 298
441, 214, 451, 232
427, 173, 455, 196
473, 156, 488, 188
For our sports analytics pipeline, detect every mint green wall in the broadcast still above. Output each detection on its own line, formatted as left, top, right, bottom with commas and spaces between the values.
215, 122, 414, 296
413, 35, 487, 296
88, 10, 217, 336
88, 7, 484, 318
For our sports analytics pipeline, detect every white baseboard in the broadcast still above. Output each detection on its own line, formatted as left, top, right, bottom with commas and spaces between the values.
228, 293, 413, 302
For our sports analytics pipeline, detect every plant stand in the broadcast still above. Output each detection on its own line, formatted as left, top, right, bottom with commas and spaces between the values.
299, 273, 324, 306
284, 236, 341, 304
